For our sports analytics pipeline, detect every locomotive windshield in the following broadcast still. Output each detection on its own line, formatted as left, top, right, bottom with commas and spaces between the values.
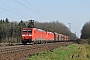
23, 30, 27, 33
22, 30, 32, 33
28, 30, 32, 33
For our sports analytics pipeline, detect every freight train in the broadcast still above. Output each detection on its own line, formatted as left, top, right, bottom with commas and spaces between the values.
21, 28, 74, 44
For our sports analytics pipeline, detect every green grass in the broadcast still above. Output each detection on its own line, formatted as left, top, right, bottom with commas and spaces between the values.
27, 44, 90, 60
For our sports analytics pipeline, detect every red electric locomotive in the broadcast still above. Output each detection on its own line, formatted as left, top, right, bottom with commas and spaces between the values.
22, 28, 54, 44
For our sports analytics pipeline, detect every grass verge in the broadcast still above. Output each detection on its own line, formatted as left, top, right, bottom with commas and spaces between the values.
27, 44, 90, 60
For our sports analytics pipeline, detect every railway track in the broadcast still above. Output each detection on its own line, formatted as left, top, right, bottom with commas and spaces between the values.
0, 43, 22, 47
0, 42, 73, 60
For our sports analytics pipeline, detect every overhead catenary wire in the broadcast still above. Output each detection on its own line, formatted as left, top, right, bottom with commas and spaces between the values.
0, 2, 30, 19
0, 0, 52, 21
24, 0, 51, 20
14, 0, 49, 20
0, 6, 28, 19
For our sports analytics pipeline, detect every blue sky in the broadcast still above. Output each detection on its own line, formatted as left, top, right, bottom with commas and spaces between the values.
0, 0, 90, 38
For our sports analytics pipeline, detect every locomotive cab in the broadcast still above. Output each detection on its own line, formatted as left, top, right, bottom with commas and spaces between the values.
22, 28, 32, 44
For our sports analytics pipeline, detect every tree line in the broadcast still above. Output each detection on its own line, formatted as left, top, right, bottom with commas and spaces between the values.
0, 18, 76, 43
34, 21, 76, 38
80, 21, 90, 39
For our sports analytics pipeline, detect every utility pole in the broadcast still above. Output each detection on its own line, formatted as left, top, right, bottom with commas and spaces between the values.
68, 23, 71, 31
68, 23, 71, 37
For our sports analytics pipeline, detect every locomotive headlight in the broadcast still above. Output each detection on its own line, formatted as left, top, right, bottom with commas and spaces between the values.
29, 35, 32, 36
22, 35, 25, 36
